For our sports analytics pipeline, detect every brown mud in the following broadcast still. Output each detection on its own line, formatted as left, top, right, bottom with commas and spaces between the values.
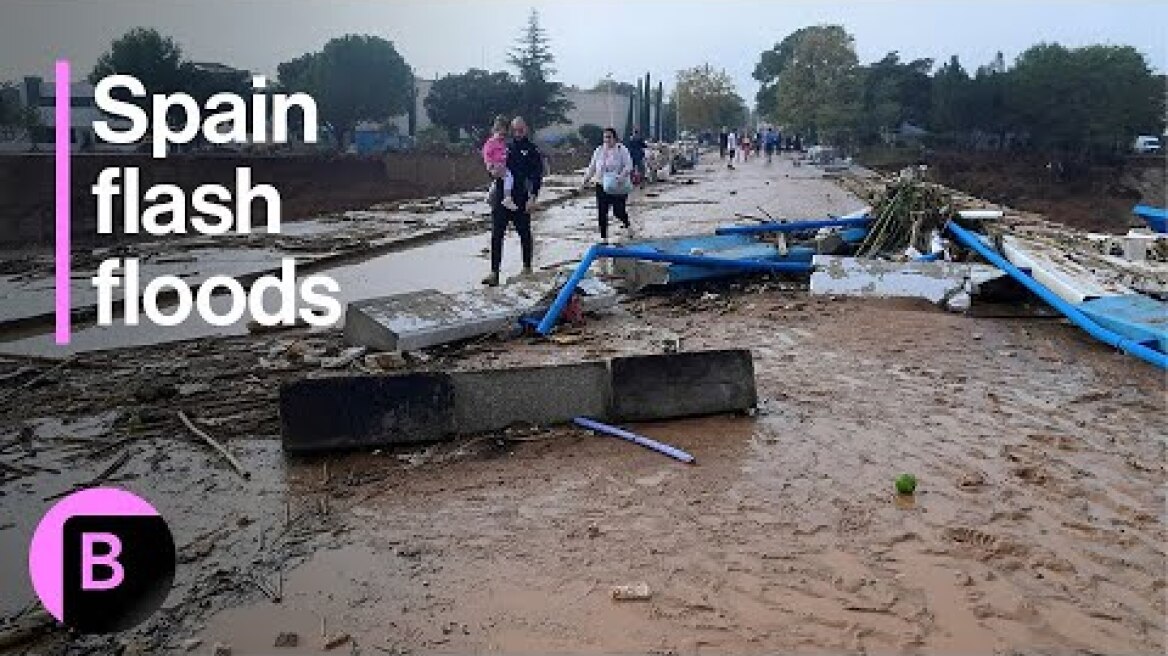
0, 153, 1164, 655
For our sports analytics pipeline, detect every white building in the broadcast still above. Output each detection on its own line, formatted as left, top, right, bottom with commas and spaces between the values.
0, 76, 107, 151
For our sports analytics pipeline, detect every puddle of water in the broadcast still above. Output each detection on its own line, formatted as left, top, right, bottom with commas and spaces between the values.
0, 230, 585, 356
0, 247, 290, 324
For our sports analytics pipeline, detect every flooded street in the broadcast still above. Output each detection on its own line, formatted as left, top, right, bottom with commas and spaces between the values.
1, 154, 1164, 654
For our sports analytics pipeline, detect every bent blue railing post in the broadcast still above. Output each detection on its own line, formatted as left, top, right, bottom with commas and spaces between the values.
534, 245, 812, 335
535, 244, 602, 335
946, 221, 1167, 370
715, 216, 872, 236
1132, 204, 1167, 233
573, 416, 695, 463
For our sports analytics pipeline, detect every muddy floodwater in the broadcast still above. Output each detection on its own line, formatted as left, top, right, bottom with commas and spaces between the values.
1, 155, 1164, 655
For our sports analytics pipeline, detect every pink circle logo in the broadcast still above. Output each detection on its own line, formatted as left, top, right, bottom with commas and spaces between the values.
28, 487, 175, 634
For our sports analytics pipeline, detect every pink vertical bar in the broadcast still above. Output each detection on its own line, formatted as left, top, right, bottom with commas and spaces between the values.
55, 60, 71, 344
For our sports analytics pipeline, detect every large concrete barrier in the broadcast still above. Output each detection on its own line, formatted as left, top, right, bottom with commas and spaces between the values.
280, 373, 455, 453
610, 349, 757, 421
451, 362, 610, 435
280, 349, 757, 453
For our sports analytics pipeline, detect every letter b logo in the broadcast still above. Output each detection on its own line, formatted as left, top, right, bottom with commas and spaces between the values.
29, 488, 175, 634
81, 532, 124, 590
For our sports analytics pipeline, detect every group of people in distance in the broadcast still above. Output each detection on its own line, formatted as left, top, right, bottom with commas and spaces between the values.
719, 126, 796, 167
478, 117, 650, 286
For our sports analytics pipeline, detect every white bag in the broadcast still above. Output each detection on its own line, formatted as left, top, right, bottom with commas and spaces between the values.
602, 171, 632, 195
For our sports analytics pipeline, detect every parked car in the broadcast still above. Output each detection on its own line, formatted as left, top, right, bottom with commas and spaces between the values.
1133, 135, 1162, 154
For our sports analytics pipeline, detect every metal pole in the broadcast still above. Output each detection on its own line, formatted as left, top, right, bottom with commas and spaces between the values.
946, 221, 1167, 369
574, 417, 695, 464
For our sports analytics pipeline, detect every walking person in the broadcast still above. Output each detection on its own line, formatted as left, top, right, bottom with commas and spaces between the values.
725, 128, 737, 169
580, 127, 633, 243
626, 128, 647, 188
482, 117, 543, 287
740, 131, 751, 162
764, 126, 778, 164
718, 127, 728, 160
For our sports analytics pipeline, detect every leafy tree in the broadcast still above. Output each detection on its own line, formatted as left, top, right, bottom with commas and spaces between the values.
772, 25, 861, 145
507, 9, 573, 129
578, 123, 604, 147
89, 28, 186, 97
966, 51, 1011, 139
591, 79, 636, 96
424, 69, 520, 141
753, 26, 814, 121
0, 83, 38, 139
1007, 43, 1162, 153
930, 55, 971, 135
856, 52, 933, 143
673, 64, 747, 132
277, 35, 414, 146
90, 28, 253, 127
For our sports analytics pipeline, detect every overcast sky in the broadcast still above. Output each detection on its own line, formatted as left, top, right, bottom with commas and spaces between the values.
3, 0, 1165, 107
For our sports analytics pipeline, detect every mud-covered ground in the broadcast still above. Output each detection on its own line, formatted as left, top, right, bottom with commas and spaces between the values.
1, 152, 1165, 655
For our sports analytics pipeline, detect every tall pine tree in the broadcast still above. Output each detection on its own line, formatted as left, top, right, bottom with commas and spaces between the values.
507, 9, 573, 130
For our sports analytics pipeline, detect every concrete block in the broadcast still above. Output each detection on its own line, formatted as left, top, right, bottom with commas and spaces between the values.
451, 362, 610, 434
810, 255, 1004, 310
280, 373, 455, 453
344, 273, 617, 352
609, 349, 756, 421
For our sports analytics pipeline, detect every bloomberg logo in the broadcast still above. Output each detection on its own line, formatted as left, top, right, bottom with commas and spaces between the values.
28, 487, 176, 633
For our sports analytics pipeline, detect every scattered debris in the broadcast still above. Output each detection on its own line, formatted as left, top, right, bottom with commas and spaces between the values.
273, 632, 298, 648
323, 633, 351, 650
177, 410, 252, 480
611, 582, 653, 601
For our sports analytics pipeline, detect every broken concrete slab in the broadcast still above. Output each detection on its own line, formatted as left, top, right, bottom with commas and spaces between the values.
280, 349, 758, 452
451, 362, 610, 435
1001, 235, 1132, 304
810, 255, 1005, 311
280, 373, 455, 453
609, 349, 757, 422
343, 272, 617, 352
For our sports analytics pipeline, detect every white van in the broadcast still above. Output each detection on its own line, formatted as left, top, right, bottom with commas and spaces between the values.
1133, 135, 1162, 154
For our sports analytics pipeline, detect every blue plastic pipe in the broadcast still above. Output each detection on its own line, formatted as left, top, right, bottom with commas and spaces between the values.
946, 221, 1167, 370
573, 417, 695, 463
534, 245, 811, 335
715, 216, 872, 235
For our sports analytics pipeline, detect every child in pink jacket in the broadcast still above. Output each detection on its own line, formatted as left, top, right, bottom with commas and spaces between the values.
482, 116, 518, 210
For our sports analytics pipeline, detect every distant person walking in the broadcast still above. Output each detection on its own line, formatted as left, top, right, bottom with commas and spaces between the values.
764, 127, 779, 163
740, 131, 751, 162
482, 115, 517, 211
581, 127, 633, 242
482, 117, 543, 287
725, 129, 737, 168
718, 128, 728, 160
626, 128, 647, 187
